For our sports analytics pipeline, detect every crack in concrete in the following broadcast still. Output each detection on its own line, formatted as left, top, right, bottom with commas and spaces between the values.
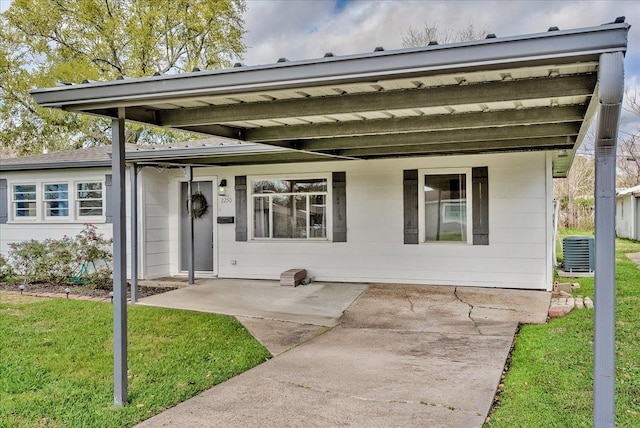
264, 376, 465, 411
454, 287, 482, 335
406, 294, 416, 313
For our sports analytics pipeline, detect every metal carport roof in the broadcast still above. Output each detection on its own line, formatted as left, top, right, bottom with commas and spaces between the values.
31, 20, 629, 177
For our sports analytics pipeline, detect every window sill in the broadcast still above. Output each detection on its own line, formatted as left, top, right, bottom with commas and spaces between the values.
6, 219, 106, 225
250, 238, 332, 243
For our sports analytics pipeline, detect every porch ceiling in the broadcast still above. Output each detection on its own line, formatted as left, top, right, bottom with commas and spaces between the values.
30, 21, 630, 177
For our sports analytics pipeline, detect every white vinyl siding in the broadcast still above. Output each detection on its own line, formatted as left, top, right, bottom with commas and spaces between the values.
212, 152, 551, 290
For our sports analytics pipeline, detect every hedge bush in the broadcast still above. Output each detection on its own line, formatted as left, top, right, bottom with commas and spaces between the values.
2, 223, 113, 288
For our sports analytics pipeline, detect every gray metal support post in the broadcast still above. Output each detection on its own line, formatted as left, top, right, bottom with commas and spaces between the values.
594, 51, 624, 428
112, 108, 128, 406
186, 166, 195, 285
130, 164, 138, 303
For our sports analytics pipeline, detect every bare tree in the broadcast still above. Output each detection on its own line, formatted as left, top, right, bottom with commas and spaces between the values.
617, 88, 640, 187
554, 155, 595, 229
401, 21, 488, 48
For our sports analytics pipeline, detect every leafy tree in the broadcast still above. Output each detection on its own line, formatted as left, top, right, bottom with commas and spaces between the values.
0, 0, 246, 156
401, 21, 488, 48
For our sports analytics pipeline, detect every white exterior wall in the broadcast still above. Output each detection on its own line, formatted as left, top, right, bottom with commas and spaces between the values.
616, 194, 638, 240
0, 167, 134, 277
2, 151, 554, 289
139, 167, 171, 279
161, 151, 553, 290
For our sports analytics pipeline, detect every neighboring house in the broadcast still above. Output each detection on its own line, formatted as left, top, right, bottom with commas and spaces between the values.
2, 20, 630, 292
616, 185, 640, 240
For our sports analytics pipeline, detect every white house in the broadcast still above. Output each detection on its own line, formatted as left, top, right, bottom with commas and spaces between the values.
1, 20, 630, 293
616, 185, 640, 240
1, 140, 552, 289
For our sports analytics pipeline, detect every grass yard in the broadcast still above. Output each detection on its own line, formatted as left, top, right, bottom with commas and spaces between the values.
486, 232, 640, 427
0, 296, 271, 427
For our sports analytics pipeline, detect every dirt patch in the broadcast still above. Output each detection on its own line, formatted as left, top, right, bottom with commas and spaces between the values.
1, 281, 176, 299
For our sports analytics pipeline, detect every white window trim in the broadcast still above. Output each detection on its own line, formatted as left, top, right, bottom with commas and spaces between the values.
248, 173, 332, 242
10, 182, 39, 222
74, 180, 105, 221
418, 167, 473, 245
7, 178, 106, 224
43, 182, 70, 220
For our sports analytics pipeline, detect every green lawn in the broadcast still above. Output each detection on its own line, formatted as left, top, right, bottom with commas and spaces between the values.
0, 296, 271, 427
486, 233, 640, 427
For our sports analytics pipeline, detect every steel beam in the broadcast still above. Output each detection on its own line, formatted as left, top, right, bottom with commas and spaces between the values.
594, 51, 624, 428
338, 136, 573, 157
158, 74, 596, 127
246, 106, 586, 142
112, 108, 128, 407
287, 122, 580, 152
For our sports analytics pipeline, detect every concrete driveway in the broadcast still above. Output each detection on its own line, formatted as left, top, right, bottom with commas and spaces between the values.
136, 283, 550, 428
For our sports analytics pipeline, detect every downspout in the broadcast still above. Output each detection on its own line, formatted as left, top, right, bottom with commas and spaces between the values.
593, 51, 624, 428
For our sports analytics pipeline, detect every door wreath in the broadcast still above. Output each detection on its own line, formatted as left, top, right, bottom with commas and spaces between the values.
189, 191, 209, 219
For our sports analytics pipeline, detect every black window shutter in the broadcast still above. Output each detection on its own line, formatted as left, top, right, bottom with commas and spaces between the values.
0, 179, 8, 224
104, 174, 113, 224
332, 172, 347, 242
472, 167, 489, 245
403, 169, 419, 244
235, 176, 247, 241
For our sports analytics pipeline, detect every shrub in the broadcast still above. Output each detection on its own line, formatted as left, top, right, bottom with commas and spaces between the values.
0, 253, 15, 282
4, 224, 113, 286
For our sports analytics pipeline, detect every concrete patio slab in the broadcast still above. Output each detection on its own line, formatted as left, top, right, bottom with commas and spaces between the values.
136, 283, 551, 428
137, 279, 368, 327
235, 316, 329, 356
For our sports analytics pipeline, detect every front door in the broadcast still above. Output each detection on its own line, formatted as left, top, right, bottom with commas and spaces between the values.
180, 181, 214, 272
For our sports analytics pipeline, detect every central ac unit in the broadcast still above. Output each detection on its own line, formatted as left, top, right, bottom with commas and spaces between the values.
563, 236, 595, 273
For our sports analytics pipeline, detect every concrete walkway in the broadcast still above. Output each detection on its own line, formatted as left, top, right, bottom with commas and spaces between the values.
136, 283, 549, 427
627, 252, 640, 269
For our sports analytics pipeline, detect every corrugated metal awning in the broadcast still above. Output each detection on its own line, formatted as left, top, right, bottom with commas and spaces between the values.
30, 21, 630, 177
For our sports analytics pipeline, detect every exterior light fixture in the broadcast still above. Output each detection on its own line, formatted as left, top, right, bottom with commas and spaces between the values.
64, 288, 71, 299
558, 149, 568, 158
109, 291, 114, 303
19, 284, 25, 294
218, 179, 228, 196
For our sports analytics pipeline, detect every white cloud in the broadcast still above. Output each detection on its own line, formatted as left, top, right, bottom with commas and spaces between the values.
243, 0, 640, 77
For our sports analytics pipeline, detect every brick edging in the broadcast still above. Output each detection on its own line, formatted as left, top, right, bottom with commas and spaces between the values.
1, 290, 130, 303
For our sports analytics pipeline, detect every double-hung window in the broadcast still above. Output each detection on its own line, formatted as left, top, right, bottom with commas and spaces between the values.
7, 179, 106, 222
43, 183, 69, 217
12, 184, 37, 218
252, 178, 328, 239
76, 182, 103, 217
